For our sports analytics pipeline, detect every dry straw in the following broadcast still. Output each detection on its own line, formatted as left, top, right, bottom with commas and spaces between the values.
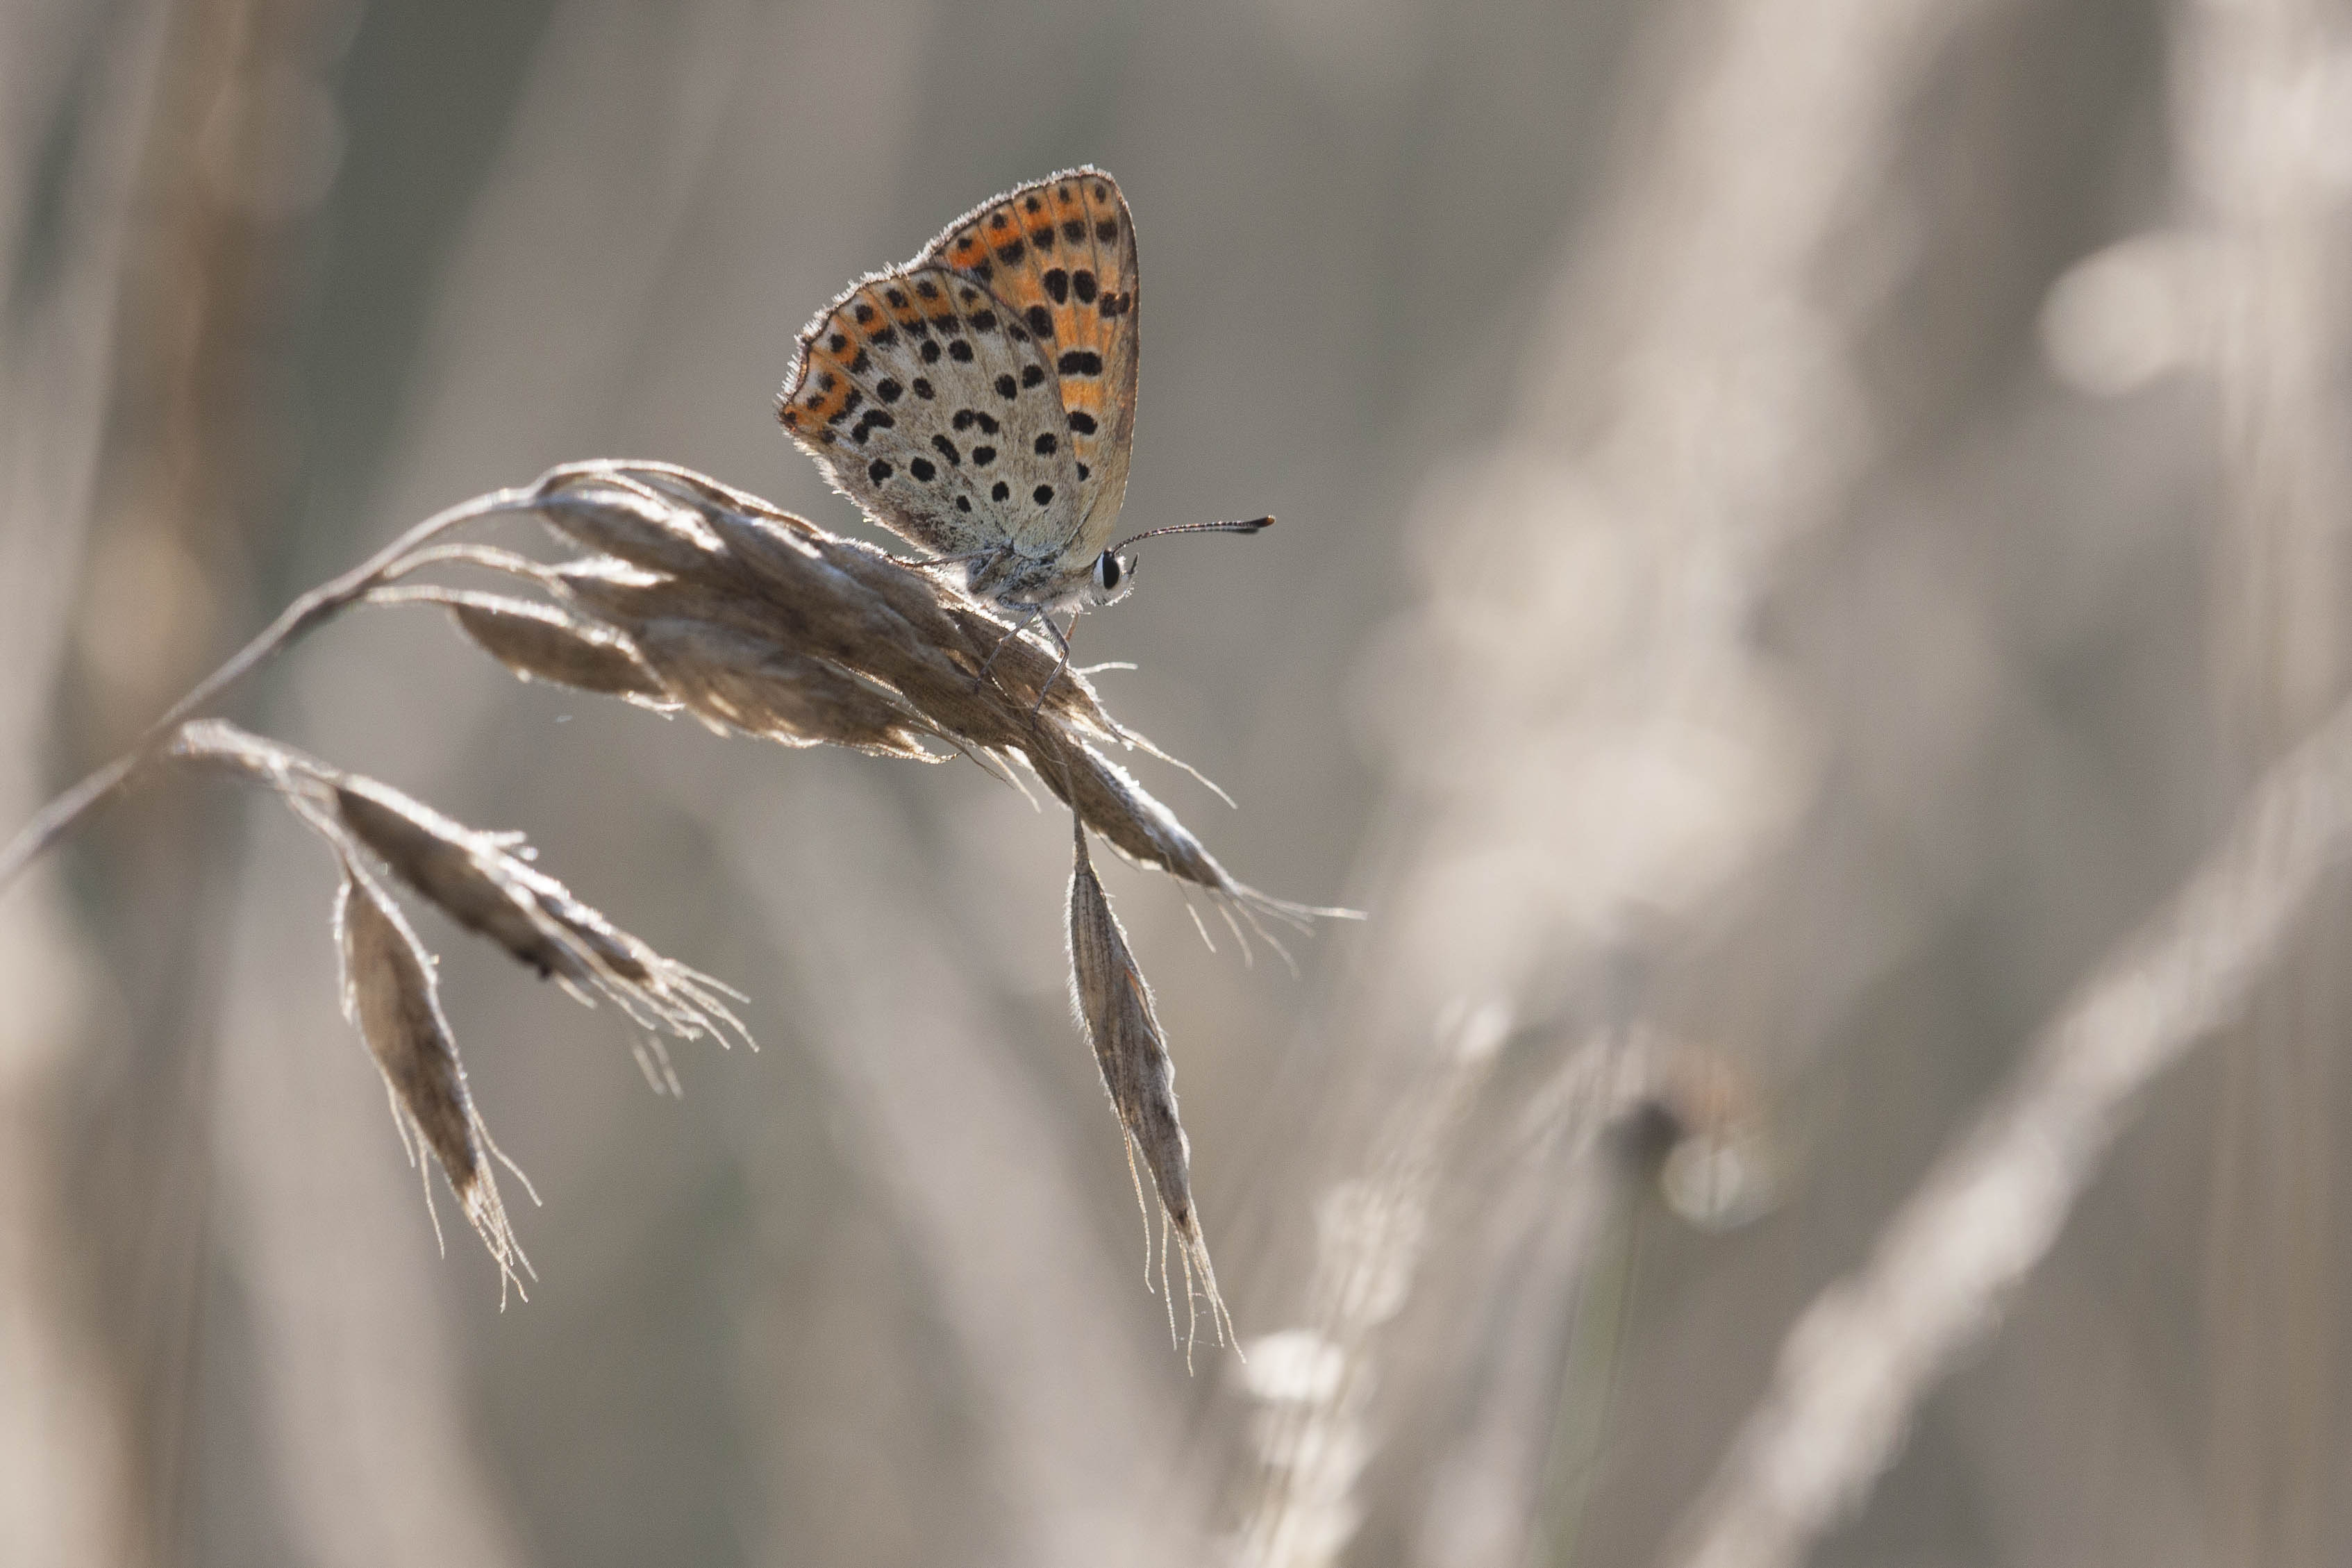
6, 459, 1346, 1314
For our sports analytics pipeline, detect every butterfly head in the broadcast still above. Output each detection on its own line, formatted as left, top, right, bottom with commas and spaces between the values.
1088, 549, 1137, 607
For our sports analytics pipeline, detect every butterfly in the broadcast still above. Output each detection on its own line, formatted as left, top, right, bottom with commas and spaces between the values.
777, 167, 1266, 684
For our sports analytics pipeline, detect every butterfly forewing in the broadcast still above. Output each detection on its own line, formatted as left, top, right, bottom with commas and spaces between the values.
924, 169, 1140, 560
780, 267, 1078, 560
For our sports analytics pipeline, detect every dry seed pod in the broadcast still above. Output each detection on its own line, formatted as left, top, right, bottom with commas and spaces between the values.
533, 472, 725, 578
592, 464, 1128, 737
446, 594, 667, 701
331, 778, 751, 1051
631, 617, 940, 760
1067, 811, 1233, 1353
334, 858, 530, 1296
517, 466, 1346, 928
335, 781, 579, 980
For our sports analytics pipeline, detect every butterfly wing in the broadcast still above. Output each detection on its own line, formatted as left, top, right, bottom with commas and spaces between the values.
779, 266, 1078, 560
922, 168, 1139, 562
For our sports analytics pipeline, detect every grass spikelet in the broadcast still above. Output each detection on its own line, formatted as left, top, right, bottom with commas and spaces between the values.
439, 591, 670, 701
630, 617, 942, 760
330, 779, 753, 1053
166, 721, 753, 1060
333, 854, 533, 1300
1066, 808, 1234, 1360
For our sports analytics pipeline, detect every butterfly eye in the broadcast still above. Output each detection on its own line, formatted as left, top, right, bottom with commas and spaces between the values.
1094, 551, 1121, 592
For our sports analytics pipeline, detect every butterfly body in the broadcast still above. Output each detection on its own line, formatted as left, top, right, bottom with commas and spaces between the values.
779, 169, 1143, 628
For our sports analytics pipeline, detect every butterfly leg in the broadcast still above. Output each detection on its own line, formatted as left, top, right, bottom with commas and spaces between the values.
976, 599, 1075, 716
1027, 608, 1079, 716
974, 604, 1045, 692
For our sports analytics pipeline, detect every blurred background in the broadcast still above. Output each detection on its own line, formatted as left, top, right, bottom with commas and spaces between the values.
6, 0, 2352, 1563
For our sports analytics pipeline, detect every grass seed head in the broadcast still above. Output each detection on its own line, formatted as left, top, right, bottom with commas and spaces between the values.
1067, 812, 1234, 1355
446, 594, 669, 701
331, 778, 752, 1051
334, 858, 531, 1298
631, 617, 942, 760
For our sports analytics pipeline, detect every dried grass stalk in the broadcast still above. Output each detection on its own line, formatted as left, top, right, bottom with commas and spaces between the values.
8, 458, 1344, 944
333, 858, 532, 1299
4, 457, 1340, 1326
1066, 810, 1232, 1357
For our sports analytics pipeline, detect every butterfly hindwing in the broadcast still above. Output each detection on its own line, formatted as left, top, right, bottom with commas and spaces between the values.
924, 168, 1139, 561
778, 267, 1078, 560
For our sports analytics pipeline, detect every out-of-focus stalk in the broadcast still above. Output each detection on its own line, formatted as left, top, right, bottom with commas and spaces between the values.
0, 4, 172, 1563
2183, 0, 2352, 1559
1669, 686, 2352, 1568
1237, 0, 1994, 1559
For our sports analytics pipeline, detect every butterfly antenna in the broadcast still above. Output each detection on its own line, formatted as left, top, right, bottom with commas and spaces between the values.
1109, 515, 1274, 553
